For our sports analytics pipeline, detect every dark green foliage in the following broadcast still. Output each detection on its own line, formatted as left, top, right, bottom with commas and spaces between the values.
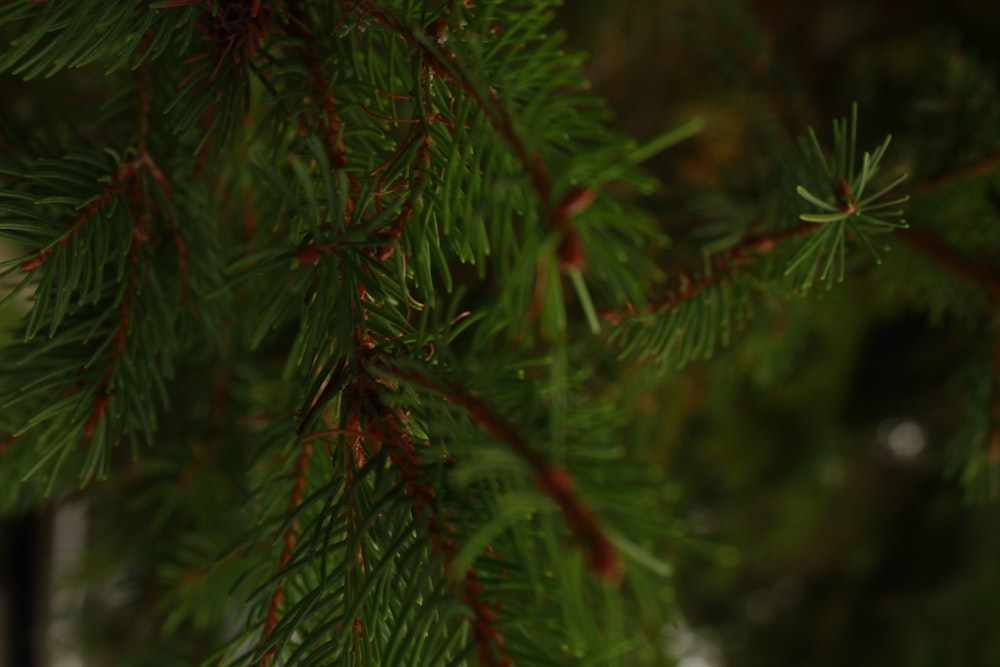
1, 1, 999, 666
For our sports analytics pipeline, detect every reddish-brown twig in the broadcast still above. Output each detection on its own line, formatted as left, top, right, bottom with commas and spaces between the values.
378, 364, 623, 583
260, 439, 312, 667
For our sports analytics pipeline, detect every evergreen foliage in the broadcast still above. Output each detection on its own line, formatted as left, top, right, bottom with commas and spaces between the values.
0, 1, 999, 666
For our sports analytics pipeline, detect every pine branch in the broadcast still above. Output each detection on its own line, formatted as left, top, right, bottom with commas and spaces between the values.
261, 437, 312, 667
655, 226, 818, 314
14, 1, 1000, 665
341, 0, 596, 271
0, 141, 193, 478
379, 361, 623, 584
354, 2, 553, 205
593, 224, 819, 373
363, 390, 511, 667
284, 0, 352, 175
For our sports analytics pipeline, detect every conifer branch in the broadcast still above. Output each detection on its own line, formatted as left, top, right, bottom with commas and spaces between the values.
652, 226, 817, 314
599, 225, 818, 324
18, 158, 142, 273
292, 346, 513, 664
13, 2, 994, 664
363, 391, 511, 667
379, 362, 623, 584
394, 6, 551, 208
346, 1, 557, 216
261, 438, 312, 667
285, 0, 352, 176
13, 145, 180, 442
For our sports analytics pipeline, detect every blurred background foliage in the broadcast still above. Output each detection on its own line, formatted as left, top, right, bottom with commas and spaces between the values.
555, 0, 1000, 665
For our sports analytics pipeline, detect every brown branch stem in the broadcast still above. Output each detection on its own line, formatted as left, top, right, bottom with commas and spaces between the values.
261, 439, 312, 667
367, 394, 510, 667
600, 225, 819, 323
381, 364, 622, 584
345, 1, 553, 218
